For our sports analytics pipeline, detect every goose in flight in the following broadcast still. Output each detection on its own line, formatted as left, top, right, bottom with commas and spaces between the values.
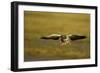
40, 34, 86, 46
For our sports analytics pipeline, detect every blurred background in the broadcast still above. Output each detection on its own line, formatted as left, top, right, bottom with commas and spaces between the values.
24, 11, 90, 61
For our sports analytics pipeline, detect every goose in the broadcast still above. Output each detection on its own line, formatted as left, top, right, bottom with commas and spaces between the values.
40, 34, 86, 46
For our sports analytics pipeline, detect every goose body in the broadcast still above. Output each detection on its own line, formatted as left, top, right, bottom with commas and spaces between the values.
41, 34, 86, 46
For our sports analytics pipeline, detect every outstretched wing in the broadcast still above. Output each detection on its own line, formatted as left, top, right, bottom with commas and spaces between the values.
40, 34, 61, 40
69, 35, 86, 40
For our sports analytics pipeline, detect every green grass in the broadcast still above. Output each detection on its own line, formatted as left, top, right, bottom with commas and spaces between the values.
24, 11, 90, 61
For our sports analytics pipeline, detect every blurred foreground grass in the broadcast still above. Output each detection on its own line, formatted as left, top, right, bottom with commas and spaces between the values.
24, 11, 90, 61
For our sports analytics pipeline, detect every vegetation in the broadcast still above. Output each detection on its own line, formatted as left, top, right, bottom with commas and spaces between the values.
24, 11, 90, 61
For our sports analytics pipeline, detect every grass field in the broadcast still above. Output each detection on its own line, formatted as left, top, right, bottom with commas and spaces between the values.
24, 11, 90, 61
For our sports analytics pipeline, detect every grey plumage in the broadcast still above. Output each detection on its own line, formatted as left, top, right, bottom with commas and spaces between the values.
40, 34, 86, 45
